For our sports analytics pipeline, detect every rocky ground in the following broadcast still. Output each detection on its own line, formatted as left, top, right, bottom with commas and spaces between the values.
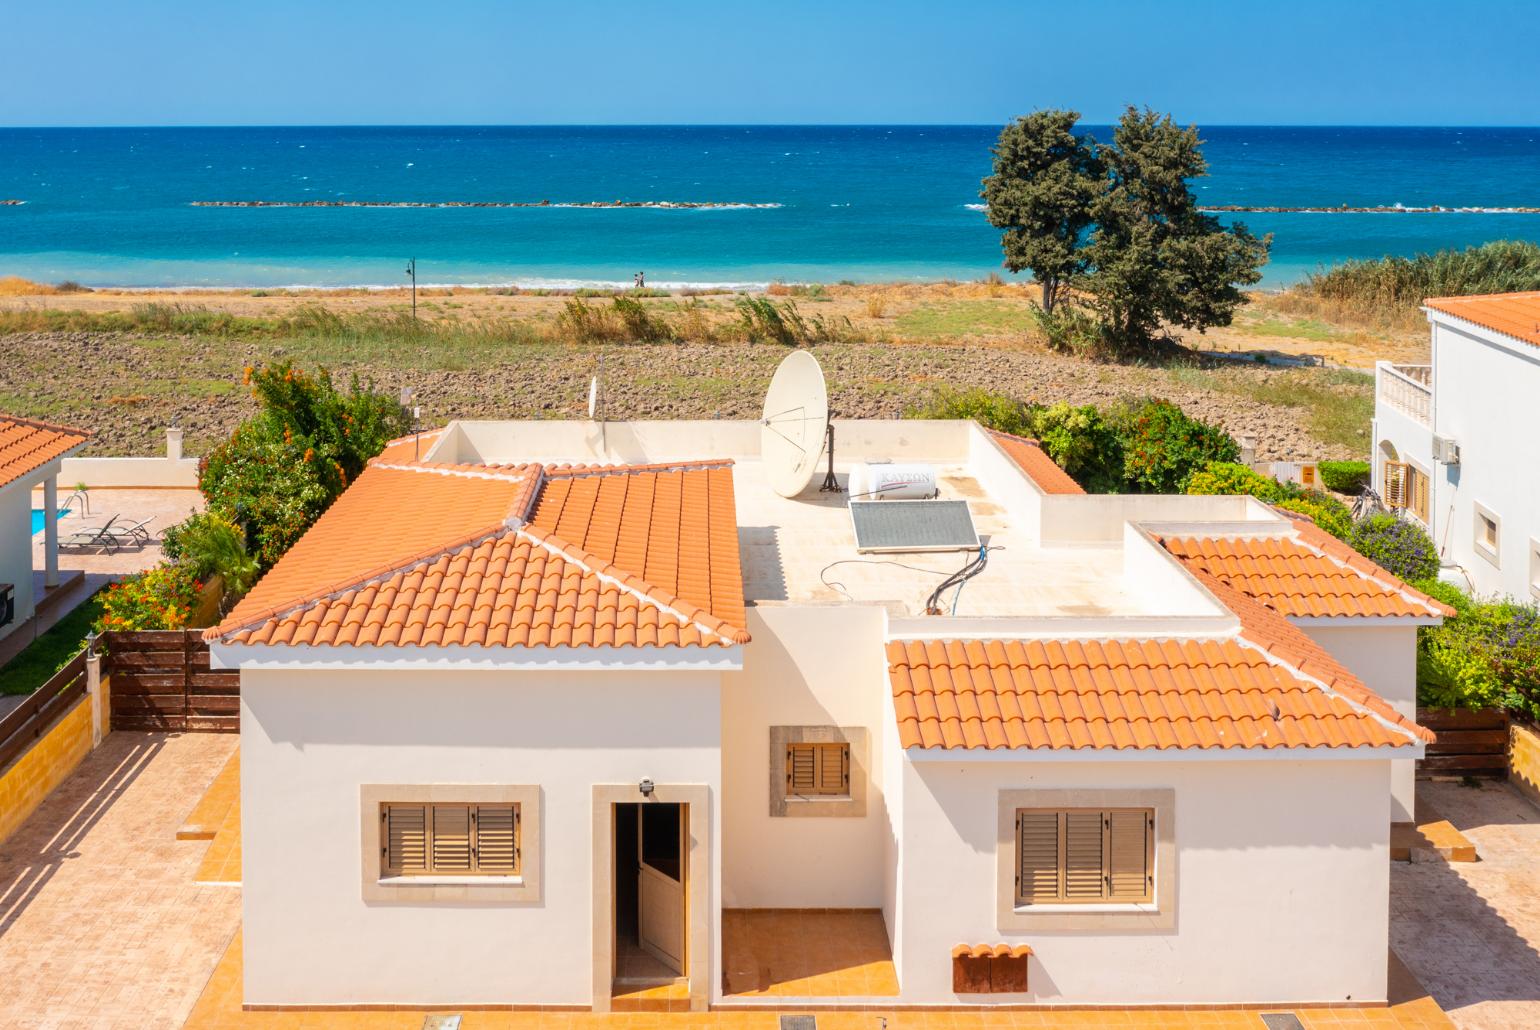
0, 329, 1368, 461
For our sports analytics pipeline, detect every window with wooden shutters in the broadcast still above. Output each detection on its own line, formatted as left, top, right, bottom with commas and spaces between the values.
1407, 464, 1430, 522
1014, 808, 1153, 906
381, 802, 520, 877
1383, 460, 1408, 509
786, 742, 849, 797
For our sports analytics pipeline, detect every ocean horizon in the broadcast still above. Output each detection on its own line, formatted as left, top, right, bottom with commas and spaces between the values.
3, 124, 1539, 290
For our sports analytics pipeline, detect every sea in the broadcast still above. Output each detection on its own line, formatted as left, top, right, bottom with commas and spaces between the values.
1, 125, 1538, 290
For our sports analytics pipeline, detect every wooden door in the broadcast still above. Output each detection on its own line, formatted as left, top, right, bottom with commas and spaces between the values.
637, 803, 685, 973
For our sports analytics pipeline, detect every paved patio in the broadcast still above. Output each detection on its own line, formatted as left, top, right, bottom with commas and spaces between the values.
30, 486, 204, 576
0, 730, 239, 1029
1392, 779, 1540, 1030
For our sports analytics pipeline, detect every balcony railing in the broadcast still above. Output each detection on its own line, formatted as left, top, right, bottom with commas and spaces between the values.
1377, 363, 1432, 426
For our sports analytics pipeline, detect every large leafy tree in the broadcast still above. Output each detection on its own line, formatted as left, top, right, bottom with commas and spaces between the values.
982, 106, 1270, 348
1086, 108, 1270, 344
981, 110, 1103, 313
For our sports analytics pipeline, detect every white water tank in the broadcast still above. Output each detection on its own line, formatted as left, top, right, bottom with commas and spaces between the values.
848, 462, 939, 500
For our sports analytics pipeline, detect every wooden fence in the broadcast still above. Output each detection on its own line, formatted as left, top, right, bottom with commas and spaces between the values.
103, 630, 239, 732
0, 651, 89, 773
1418, 706, 1510, 778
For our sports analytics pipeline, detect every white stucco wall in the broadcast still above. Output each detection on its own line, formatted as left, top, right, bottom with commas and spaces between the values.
239, 665, 724, 1008
0, 481, 35, 641
1301, 624, 1419, 822
895, 755, 1392, 1005
720, 605, 890, 908
1428, 318, 1540, 600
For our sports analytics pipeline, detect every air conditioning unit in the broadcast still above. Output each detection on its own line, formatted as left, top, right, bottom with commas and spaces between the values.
1432, 435, 1461, 465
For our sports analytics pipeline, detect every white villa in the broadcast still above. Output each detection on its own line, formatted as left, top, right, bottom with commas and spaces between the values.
207, 415, 1449, 1013
1374, 291, 1540, 601
0, 415, 91, 644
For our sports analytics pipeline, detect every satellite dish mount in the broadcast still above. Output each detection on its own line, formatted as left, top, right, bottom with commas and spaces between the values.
760, 352, 833, 498
820, 421, 842, 493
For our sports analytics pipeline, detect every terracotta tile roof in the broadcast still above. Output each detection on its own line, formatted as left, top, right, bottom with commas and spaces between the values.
952, 944, 1033, 960
1424, 291, 1540, 350
1160, 525, 1453, 619
0, 415, 92, 489
373, 428, 445, 465
986, 431, 1084, 495
530, 460, 747, 634
209, 455, 750, 649
887, 631, 1426, 752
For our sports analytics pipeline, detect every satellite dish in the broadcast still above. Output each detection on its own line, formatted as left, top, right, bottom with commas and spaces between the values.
761, 351, 829, 497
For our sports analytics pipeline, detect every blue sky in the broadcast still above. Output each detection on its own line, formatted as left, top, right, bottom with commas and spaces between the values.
5, 0, 1538, 126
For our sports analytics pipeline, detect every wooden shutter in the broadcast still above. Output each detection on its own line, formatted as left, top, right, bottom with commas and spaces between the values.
1384, 461, 1408, 509
1411, 466, 1429, 521
1016, 811, 1060, 904
1106, 809, 1152, 902
1063, 811, 1105, 900
474, 805, 519, 875
787, 744, 818, 793
432, 804, 473, 873
383, 803, 428, 876
816, 743, 849, 794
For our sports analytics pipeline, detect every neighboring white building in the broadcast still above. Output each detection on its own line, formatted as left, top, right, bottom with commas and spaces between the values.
0, 415, 91, 644
208, 418, 1446, 1013
1373, 291, 1540, 601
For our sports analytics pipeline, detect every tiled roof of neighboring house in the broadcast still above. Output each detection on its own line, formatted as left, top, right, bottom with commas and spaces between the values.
1160, 519, 1454, 620
0, 415, 92, 489
1424, 291, 1540, 350
209, 455, 750, 649
887, 629, 1428, 752
986, 431, 1084, 495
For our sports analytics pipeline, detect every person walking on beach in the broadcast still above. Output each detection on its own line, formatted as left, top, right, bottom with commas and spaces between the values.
635, 271, 646, 289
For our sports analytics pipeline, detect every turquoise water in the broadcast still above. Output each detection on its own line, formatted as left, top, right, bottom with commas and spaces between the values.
2, 125, 1538, 288
30, 508, 68, 535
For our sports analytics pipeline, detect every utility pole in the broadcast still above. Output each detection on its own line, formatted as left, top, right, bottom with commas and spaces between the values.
404, 258, 417, 319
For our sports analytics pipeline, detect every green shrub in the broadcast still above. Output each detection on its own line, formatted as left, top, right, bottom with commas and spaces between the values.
1306, 240, 1540, 310
1112, 399, 1239, 494
162, 512, 261, 602
735, 297, 811, 346
94, 564, 201, 632
555, 298, 620, 343
1029, 303, 1106, 354
1273, 495, 1354, 540
1023, 402, 1124, 494
199, 362, 409, 567
909, 388, 1034, 437
1317, 459, 1370, 495
612, 297, 676, 344
1346, 512, 1439, 582
1185, 461, 1288, 502
1416, 589, 1540, 719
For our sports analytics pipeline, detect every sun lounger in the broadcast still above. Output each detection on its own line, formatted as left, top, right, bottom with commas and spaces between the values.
101, 516, 155, 546
59, 515, 121, 552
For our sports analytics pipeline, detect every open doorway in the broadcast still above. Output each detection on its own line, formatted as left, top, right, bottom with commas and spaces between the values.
614, 801, 687, 985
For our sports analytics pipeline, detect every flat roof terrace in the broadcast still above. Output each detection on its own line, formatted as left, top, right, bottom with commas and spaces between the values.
424, 418, 1234, 622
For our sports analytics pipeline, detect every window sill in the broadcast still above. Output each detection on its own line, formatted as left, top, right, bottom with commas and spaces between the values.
1014, 902, 1156, 916
1475, 543, 1500, 569
378, 875, 525, 888
786, 794, 853, 803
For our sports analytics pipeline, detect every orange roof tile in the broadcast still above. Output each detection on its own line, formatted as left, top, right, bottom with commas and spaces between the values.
373, 428, 446, 465
887, 629, 1426, 752
530, 460, 747, 634
987, 431, 1084, 495
1160, 529, 1453, 619
0, 414, 92, 489
1424, 291, 1540, 350
952, 944, 1033, 960
209, 455, 750, 649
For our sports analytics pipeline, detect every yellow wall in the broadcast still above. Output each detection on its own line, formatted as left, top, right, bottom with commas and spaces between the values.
0, 692, 97, 847
1512, 721, 1540, 808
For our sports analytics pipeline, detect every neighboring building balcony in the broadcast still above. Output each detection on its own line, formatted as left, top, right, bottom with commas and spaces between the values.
1376, 362, 1432, 427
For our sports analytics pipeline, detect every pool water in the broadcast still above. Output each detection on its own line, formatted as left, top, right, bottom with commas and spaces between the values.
29, 507, 69, 535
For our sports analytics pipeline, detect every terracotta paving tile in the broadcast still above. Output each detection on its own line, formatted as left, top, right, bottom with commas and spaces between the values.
179, 749, 240, 840
0, 412, 91, 489
196, 792, 242, 886
0, 731, 239, 1028
722, 909, 898, 998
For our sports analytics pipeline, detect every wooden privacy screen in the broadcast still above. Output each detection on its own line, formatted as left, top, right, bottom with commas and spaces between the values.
103, 630, 239, 732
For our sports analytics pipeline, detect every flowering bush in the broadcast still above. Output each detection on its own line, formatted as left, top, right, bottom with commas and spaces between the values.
1418, 588, 1540, 720
1347, 513, 1440, 582
1113, 399, 1239, 494
1023, 402, 1124, 494
1273, 495, 1354, 540
1185, 461, 1287, 502
200, 362, 409, 568
94, 563, 202, 632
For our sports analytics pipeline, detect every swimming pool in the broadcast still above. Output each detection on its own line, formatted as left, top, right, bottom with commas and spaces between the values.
29, 508, 69, 535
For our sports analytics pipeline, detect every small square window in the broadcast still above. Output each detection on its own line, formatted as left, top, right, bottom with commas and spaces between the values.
786, 741, 849, 797
768, 727, 867, 818
1474, 503, 1501, 567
